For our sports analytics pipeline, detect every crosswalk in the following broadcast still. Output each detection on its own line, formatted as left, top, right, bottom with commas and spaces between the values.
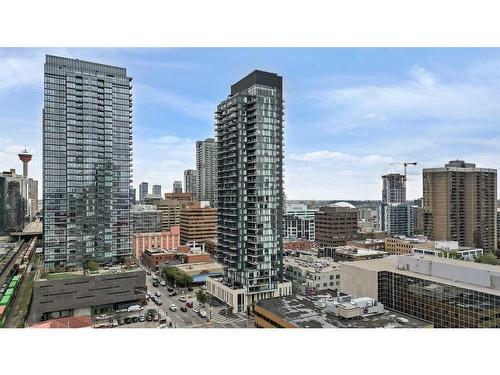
209, 313, 250, 327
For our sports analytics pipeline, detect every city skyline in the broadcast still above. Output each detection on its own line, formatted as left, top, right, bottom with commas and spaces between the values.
3, 48, 500, 199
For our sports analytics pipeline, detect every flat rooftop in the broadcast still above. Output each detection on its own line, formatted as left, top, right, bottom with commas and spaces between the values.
341, 255, 500, 296
11, 220, 43, 236
37, 265, 143, 281
175, 262, 222, 272
257, 290, 430, 328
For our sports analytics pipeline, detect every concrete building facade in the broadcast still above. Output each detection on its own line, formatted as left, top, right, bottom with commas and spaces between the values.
315, 205, 358, 248
30, 267, 146, 323
423, 160, 497, 252
340, 255, 500, 328
132, 225, 180, 259
179, 201, 217, 245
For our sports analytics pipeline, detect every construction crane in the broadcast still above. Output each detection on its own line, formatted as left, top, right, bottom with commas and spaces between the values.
389, 161, 417, 181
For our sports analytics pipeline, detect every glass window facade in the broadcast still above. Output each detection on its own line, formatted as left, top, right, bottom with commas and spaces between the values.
43, 55, 133, 269
214, 71, 284, 293
378, 271, 500, 328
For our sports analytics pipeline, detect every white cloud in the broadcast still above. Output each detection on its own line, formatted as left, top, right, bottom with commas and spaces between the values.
289, 150, 394, 165
134, 83, 216, 122
315, 66, 500, 130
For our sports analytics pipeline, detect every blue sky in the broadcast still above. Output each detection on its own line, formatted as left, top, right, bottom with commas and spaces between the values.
1, 48, 500, 200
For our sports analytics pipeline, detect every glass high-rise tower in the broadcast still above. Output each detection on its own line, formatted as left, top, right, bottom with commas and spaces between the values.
43, 55, 133, 269
214, 70, 285, 295
196, 138, 216, 207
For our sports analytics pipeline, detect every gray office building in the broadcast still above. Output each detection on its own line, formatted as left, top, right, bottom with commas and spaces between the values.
196, 138, 216, 207
152, 184, 161, 196
42, 55, 133, 269
173, 180, 183, 193
0, 169, 27, 235
214, 70, 285, 295
139, 182, 148, 203
131, 204, 162, 234
130, 188, 136, 205
184, 169, 198, 200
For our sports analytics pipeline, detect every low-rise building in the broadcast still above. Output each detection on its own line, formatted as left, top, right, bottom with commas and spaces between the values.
164, 192, 192, 201
254, 290, 432, 328
359, 229, 386, 240
283, 239, 315, 251
142, 248, 177, 270
173, 262, 223, 284
284, 253, 340, 294
283, 214, 315, 241
347, 239, 385, 251
29, 266, 146, 323
384, 235, 433, 255
204, 238, 217, 254
319, 246, 387, 261
132, 225, 180, 259
340, 254, 500, 328
206, 276, 292, 314
412, 240, 483, 261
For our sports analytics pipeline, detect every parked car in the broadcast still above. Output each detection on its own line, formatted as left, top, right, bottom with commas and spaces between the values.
187, 287, 193, 292
180, 306, 187, 312
112, 319, 119, 327
186, 301, 193, 308
199, 310, 207, 318
155, 297, 162, 306
179, 295, 187, 302
159, 324, 168, 329
146, 270, 152, 275
169, 291, 177, 297
118, 319, 125, 325
155, 291, 161, 297
146, 314, 153, 322
169, 304, 177, 312
152, 276, 158, 282
160, 280, 166, 286
153, 314, 159, 321
193, 306, 200, 313
139, 315, 145, 322
124, 317, 132, 324
167, 287, 174, 292
132, 316, 138, 323
127, 305, 143, 312
152, 281, 159, 288
201, 285, 207, 290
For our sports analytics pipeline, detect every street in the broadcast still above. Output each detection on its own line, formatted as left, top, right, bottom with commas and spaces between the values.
143, 267, 254, 328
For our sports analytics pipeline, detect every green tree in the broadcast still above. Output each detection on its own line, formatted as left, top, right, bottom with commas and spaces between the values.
86, 259, 99, 272
475, 252, 498, 265
162, 267, 177, 285
196, 289, 207, 305
447, 250, 462, 260
246, 305, 251, 317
